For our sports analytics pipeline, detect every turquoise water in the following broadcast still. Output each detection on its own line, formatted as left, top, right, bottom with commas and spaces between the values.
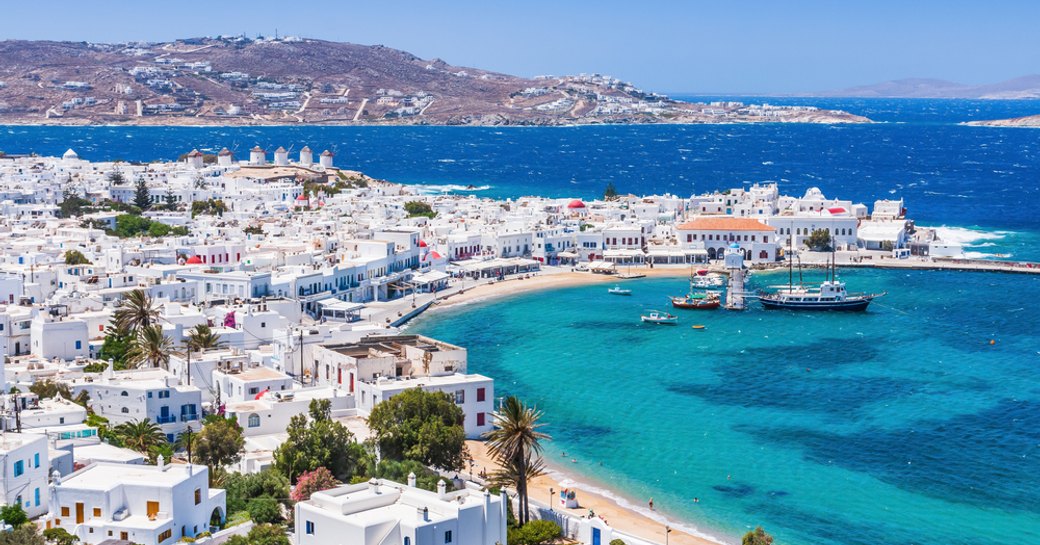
413, 268, 1040, 545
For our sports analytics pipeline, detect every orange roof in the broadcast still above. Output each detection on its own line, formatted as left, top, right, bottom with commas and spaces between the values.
677, 218, 775, 231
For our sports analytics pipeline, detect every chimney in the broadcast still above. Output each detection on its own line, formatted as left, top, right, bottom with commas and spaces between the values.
417, 506, 429, 522
157, 454, 166, 470
368, 478, 381, 494
407, 472, 416, 488
436, 479, 447, 497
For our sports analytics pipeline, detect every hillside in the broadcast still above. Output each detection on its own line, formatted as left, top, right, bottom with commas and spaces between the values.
965, 113, 1040, 127
0, 36, 868, 126
818, 75, 1040, 99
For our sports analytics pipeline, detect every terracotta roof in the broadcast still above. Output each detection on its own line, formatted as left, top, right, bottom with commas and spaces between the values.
567, 199, 586, 209
676, 218, 775, 231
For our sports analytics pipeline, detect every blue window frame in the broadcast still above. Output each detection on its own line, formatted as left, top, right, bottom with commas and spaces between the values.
13, 460, 24, 477
33, 453, 39, 468
34, 488, 40, 507
305, 521, 315, 535
75, 340, 82, 349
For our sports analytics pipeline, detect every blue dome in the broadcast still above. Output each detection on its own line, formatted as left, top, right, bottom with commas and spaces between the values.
729, 243, 740, 249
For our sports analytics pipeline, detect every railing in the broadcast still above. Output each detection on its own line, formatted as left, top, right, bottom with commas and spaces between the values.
155, 415, 177, 424
180, 414, 198, 422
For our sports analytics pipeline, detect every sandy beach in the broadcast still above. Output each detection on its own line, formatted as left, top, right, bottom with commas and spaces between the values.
466, 440, 728, 545
432, 266, 698, 311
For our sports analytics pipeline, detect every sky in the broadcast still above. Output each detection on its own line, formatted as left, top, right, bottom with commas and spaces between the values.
1, 0, 1037, 94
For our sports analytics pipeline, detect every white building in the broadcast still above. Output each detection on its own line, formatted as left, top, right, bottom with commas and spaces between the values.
71, 370, 202, 443
0, 432, 49, 518
48, 459, 225, 545
676, 217, 777, 262
294, 478, 507, 545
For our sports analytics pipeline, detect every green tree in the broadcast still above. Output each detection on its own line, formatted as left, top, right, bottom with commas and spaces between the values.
147, 221, 172, 237
246, 496, 282, 524
126, 324, 174, 369
604, 182, 618, 200
223, 469, 290, 517
0, 525, 44, 545
742, 526, 774, 545
192, 417, 245, 478
97, 325, 134, 369
224, 524, 289, 545
186, 324, 224, 352
609, 540, 627, 545
403, 201, 436, 218
113, 418, 166, 456
42, 528, 78, 545
64, 249, 92, 265
289, 467, 340, 502
58, 187, 91, 218
0, 503, 28, 526
805, 229, 832, 251
87, 413, 120, 446
273, 399, 367, 483
107, 171, 126, 185
371, 459, 444, 492
367, 388, 466, 471
112, 213, 152, 237
133, 177, 151, 210
484, 396, 550, 526
113, 289, 160, 333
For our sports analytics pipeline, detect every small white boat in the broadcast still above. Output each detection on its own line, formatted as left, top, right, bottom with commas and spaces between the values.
608, 285, 632, 296
691, 273, 726, 288
640, 310, 678, 325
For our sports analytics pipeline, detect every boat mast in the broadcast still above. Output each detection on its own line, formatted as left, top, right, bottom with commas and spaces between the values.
788, 225, 793, 290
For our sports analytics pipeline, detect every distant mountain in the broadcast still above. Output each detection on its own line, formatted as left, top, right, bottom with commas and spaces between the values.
817, 75, 1040, 99
0, 36, 868, 126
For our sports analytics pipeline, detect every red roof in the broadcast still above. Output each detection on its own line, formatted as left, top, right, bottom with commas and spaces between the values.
676, 218, 775, 231
185, 255, 203, 264
430, 251, 442, 259
419, 240, 428, 248
827, 207, 847, 214
296, 194, 308, 201
567, 199, 586, 209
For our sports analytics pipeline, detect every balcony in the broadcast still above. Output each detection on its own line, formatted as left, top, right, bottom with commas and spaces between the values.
155, 415, 177, 424
180, 413, 198, 422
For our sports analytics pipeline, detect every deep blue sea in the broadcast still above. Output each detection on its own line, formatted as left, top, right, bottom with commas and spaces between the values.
2, 98, 1040, 544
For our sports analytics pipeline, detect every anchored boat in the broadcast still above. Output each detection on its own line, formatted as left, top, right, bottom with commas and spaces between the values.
759, 243, 884, 311
608, 285, 632, 296
640, 310, 678, 325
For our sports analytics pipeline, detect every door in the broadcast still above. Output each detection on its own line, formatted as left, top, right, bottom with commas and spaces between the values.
147, 501, 159, 519
592, 528, 601, 545
121, 532, 128, 540
75, 503, 84, 524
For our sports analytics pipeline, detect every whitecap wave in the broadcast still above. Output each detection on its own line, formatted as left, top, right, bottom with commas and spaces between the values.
963, 251, 1011, 260
414, 184, 491, 194
544, 466, 730, 545
930, 226, 1009, 245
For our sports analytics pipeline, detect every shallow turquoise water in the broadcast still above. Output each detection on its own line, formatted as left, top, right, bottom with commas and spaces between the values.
413, 268, 1040, 545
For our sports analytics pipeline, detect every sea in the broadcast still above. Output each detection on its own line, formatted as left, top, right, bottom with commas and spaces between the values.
2, 97, 1040, 545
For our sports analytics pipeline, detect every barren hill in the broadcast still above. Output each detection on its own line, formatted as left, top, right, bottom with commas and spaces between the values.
0, 36, 868, 125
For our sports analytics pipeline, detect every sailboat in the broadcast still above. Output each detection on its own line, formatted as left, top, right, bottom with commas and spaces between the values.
670, 267, 720, 309
759, 236, 885, 311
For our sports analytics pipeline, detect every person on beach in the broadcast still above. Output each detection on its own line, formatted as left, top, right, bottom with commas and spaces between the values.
649, 497, 654, 510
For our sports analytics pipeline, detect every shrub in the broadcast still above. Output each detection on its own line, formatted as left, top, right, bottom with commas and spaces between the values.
0, 503, 28, 527
508, 519, 562, 545
246, 495, 282, 524
43, 527, 78, 545
404, 201, 436, 218
742, 526, 774, 545
610, 540, 627, 545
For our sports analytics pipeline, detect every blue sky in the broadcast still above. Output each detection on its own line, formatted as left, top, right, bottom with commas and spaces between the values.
2, 0, 1037, 94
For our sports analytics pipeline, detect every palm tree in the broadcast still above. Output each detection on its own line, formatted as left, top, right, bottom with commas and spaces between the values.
113, 418, 166, 455
126, 325, 174, 369
113, 289, 160, 333
483, 396, 550, 526
185, 324, 224, 352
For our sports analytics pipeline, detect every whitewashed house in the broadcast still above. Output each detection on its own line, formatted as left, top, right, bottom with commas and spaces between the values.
294, 479, 507, 545
0, 432, 49, 518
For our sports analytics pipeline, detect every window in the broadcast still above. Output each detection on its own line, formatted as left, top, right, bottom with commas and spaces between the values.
93, 507, 101, 517
248, 387, 258, 395
61, 507, 70, 517
121, 407, 129, 414
405, 538, 411, 545
34, 488, 40, 507
476, 387, 486, 402
305, 521, 315, 535
477, 412, 486, 426
195, 489, 201, 505
158, 529, 173, 542
148, 392, 153, 398
13, 460, 24, 477
120, 391, 129, 397
34, 453, 39, 468
445, 530, 453, 543
75, 340, 82, 350
248, 414, 260, 428
454, 390, 465, 404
